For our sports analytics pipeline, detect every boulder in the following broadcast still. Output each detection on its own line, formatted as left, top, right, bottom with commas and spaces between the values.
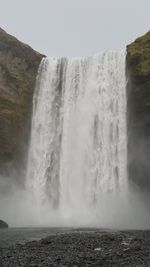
0, 219, 8, 228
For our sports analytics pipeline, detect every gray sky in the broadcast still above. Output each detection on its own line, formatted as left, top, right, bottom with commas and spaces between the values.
0, 0, 149, 57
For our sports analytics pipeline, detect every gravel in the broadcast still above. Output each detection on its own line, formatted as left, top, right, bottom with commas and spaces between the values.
1, 230, 150, 266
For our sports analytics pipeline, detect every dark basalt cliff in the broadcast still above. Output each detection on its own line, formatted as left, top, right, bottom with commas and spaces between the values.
0, 28, 44, 173
126, 31, 150, 188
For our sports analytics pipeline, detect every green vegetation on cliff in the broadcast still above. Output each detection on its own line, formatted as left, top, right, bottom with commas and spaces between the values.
127, 31, 150, 82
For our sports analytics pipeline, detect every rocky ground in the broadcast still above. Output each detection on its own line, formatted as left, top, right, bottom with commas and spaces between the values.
1, 230, 150, 266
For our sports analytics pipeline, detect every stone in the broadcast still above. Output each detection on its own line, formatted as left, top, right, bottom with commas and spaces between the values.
40, 238, 51, 245
100, 234, 115, 242
0, 219, 8, 228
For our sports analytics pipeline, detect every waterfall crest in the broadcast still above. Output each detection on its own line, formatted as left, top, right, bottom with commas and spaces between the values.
26, 51, 127, 226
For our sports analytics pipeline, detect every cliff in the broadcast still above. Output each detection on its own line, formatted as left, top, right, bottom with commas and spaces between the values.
126, 31, 150, 188
0, 28, 44, 173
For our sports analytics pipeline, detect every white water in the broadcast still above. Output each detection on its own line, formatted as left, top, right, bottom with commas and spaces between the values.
26, 51, 128, 227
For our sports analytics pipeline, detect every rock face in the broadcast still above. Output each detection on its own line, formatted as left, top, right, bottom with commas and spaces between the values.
0, 28, 44, 173
126, 31, 150, 188
0, 219, 8, 228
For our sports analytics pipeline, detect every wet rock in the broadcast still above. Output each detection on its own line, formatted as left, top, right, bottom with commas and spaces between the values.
100, 233, 115, 242
130, 237, 142, 251
0, 219, 8, 228
40, 238, 51, 245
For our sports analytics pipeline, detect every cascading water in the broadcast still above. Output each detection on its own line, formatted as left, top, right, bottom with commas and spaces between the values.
26, 51, 127, 227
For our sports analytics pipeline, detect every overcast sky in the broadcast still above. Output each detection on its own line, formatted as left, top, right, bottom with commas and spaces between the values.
0, 0, 149, 57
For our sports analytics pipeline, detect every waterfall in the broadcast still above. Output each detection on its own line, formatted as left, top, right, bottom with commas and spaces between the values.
26, 51, 127, 227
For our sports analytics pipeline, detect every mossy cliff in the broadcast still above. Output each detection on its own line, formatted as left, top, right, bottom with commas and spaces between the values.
0, 28, 44, 172
126, 31, 150, 188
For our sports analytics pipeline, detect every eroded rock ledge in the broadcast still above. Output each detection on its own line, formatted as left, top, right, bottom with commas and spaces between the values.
0, 28, 44, 173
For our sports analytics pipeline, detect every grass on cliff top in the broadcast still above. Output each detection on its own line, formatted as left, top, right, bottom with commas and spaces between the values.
127, 31, 150, 76
127, 31, 150, 55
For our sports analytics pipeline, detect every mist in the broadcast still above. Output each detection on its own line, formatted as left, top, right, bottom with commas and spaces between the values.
0, 173, 150, 230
